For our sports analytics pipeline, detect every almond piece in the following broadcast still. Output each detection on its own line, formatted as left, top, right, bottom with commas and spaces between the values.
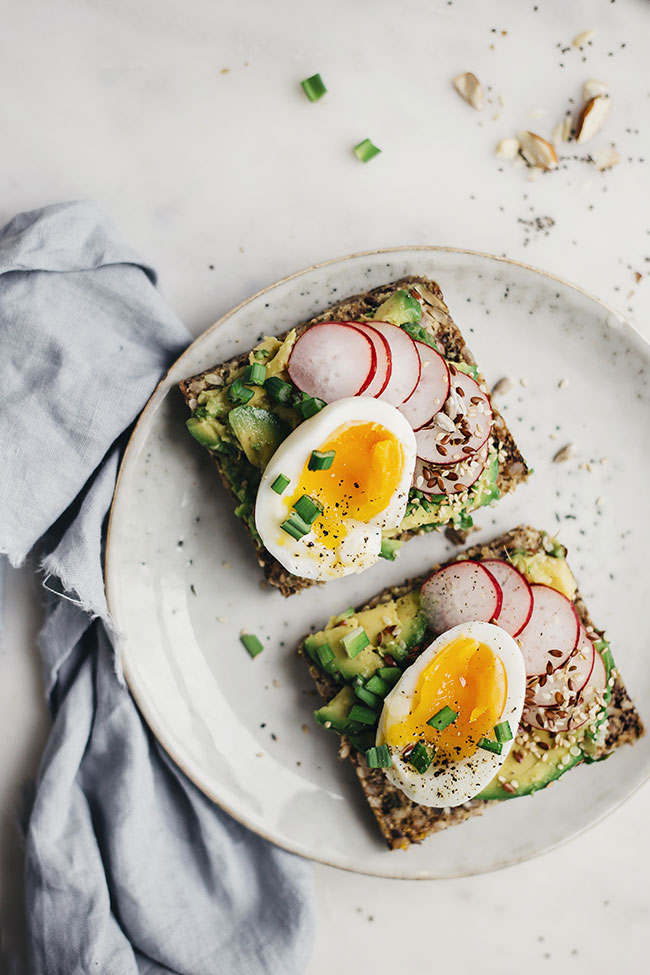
572, 29, 597, 48
583, 79, 608, 101
591, 146, 622, 171
575, 95, 611, 144
452, 72, 484, 111
518, 131, 558, 170
495, 137, 520, 160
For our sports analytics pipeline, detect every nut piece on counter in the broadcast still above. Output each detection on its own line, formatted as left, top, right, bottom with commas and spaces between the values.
583, 79, 609, 101
553, 443, 576, 464
572, 29, 597, 48
591, 147, 622, 171
495, 137, 520, 160
518, 131, 558, 170
452, 72, 484, 111
575, 95, 611, 144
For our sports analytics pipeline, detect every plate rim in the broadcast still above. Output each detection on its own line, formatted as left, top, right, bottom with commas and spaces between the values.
105, 245, 650, 879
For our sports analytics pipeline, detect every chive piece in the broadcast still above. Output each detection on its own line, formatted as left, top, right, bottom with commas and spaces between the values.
354, 138, 381, 162
494, 721, 513, 743
365, 744, 392, 769
335, 607, 355, 622
240, 633, 264, 658
308, 449, 335, 470
293, 494, 322, 525
301, 73, 327, 102
377, 666, 402, 686
408, 742, 433, 774
477, 737, 503, 755
243, 362, 266, 386
228, 378, 254, 404
271, 473, 290, 495
296, 396, 326, 419
354, 685, 380, 709
316, 642, 334, 667
379, 538, 402, 561
264, 376, 294, 405
427, 705, 458, 732
365, 675, 390, 697
348, 704, 378, 726
280, 512, 312, 540
342, 627, 370, 658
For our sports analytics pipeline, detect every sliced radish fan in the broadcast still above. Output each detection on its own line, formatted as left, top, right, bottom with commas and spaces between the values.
480, 559, 533, 637
415, 371, 493, 466
421, 561, 502, 634
414, 443, 489, 497
370, 322, 421, 406
348, 322, 392, 398
288, 322, 376, 402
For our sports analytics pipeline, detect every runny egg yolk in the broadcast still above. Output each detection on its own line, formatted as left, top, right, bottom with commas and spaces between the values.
288, 421, 404, 551
385, 635, 508, 761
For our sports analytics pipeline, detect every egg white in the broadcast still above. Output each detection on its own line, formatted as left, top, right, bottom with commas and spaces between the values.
255, 397, 416, 581
377, 621, 525, 807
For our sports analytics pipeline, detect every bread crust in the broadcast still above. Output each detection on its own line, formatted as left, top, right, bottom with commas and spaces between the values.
180, 277, 529, 596
299, 525, 645, 849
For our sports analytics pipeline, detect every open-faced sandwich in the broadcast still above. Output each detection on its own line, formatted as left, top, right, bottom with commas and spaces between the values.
180, 278, 529, 595
300, 526, 644, 849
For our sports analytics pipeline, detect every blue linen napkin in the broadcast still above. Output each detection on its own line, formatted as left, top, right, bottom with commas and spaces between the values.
0, 202, 314, 975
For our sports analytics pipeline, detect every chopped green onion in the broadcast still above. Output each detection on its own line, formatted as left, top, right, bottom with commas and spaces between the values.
354, 685, 380, 709
240, 633, 264, 658
243, 362, 266, 386
342, 627, 370, 658
348, 704, 378, 726
379, 538, 402, 561
228, 378, 254, 404
335, 607, 355, 622
477, 737, 502, 755
271, 473, 290, 495
316, 642, 334, 667
280, 512, 312, 540
308, 449, 335, 471
301, 73, 327, 102
354, 138, 381, 163
377, 666, 402, 685
427, 705, 458, 732
264, 376, 294, 405
296, 396, 326, 419
408, 742, 433, 774
293, 494, 322, 525
365, 675, 390, 697
494, 721, 513, 743
365, 744, 392, 769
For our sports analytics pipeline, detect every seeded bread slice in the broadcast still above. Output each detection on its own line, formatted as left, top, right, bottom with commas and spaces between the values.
180, 277, 529, 597
299, 525, 644, 850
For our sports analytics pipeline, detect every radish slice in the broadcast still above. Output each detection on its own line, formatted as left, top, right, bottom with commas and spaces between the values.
523, 640, 608, 733
421, 561, 503, 634
288, 322, 376, 402
415, 370, 493, 466
516, 584, 580, 678
413, 442, 489, 497
481, 559, 534, 637
527, 627, 595, 707
348, 322, 392, 398
370, 322, 421, 406
399, 342, 450, 430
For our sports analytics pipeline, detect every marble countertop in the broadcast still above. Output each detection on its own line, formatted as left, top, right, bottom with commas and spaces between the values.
1, 0, 649, 970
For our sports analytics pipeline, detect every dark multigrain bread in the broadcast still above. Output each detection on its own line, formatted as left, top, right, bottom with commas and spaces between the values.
180, 277, 530, 597
299, 526, 644, 850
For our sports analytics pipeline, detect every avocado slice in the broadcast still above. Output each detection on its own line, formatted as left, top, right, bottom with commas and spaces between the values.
373, 289, 422, 326
394, 591, 428, 649
228, 405, 289, 469
477, 729, 584, 800
314, 686, 355, 731
305, 626, 384, 680
186, 414, 227, 449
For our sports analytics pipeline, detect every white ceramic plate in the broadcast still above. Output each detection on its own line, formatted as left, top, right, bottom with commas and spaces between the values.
106, 248, 650, 879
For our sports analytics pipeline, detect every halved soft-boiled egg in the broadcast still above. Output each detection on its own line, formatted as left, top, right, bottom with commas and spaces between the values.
255, 397, 416, 580
377, 621, 525, 806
